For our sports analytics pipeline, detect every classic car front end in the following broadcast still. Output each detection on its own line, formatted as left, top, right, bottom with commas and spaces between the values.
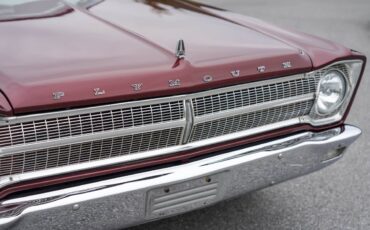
0, 0, 366, 229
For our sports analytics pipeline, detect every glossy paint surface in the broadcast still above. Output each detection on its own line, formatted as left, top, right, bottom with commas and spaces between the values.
0, 0, 365, 199
203, 5, 354, 68
0, 0, 319, 115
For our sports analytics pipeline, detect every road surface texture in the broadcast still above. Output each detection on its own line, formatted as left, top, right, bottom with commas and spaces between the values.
128, 0, 370, 229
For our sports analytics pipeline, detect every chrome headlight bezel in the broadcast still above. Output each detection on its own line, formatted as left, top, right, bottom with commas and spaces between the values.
303, 60, 363, 126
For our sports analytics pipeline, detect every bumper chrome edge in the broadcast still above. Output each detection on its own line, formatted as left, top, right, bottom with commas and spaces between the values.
0, 125, 361, 230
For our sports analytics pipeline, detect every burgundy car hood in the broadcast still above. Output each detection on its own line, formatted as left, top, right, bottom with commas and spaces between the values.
0, 0, 342, 115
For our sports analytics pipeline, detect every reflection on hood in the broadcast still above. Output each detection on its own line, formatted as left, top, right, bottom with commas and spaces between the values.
0, 0, 104, 21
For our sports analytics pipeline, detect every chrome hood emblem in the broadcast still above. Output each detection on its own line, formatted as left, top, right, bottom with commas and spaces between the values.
257, 66, 266, 73
282, 61, 292, 69
203, 75, 213, 83
176, 39, 185, 59
230, 70, 241, 77
132, 83, 143, 91
94, 88, 106, 96
52, 92, 65, 100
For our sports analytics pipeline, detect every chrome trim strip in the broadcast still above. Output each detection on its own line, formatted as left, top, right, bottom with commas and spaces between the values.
182, 100, 194, 144
193, 93, 314, 123
0, 125, 361, 229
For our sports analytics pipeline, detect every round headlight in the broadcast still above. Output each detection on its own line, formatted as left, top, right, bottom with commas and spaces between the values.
316, 70, 347, 115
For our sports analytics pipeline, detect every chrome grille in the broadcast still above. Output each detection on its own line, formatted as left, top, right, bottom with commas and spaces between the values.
0, 101, 184, 147
0, 128, 183, 176
190, 100, 313, 142
192, 76, 320, 117
0, 67, 341, 184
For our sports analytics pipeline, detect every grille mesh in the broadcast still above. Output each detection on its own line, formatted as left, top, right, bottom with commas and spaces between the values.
0, 101, 184, 148
192, 76, 320, 117
190, 100, 313, 142
0, 128, 183, 176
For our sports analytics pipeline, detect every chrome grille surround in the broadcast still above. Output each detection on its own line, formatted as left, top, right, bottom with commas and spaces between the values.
0, 62, 355, 188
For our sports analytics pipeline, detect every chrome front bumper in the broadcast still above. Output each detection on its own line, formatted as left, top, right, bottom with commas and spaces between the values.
0, 125, 361, 230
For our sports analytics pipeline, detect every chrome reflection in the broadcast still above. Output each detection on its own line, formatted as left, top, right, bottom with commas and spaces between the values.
0, 125, 361, 225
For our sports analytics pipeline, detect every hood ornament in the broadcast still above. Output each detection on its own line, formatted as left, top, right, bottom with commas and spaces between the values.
176, 39, 185, 59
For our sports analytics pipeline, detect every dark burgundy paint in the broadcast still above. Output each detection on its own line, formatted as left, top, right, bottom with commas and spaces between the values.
0, 0, 366, 199
194, 0, 354, 68
0, 92, 12, 116
0, 0, 351, 115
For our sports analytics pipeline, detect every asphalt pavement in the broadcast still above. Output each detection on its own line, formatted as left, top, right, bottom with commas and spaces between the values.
128, 0, 370, 229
